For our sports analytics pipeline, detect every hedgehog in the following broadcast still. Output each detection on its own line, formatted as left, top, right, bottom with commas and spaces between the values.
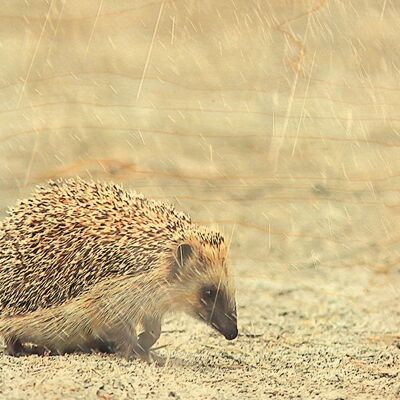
0, 178, 238, 361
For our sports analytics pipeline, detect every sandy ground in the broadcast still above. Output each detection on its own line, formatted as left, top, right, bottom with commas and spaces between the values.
1, 262, 399, 400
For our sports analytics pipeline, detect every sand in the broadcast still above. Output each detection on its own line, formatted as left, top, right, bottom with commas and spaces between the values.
1, 263, 399, 399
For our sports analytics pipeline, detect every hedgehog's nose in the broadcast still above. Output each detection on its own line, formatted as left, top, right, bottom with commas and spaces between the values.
224, 327, 238, 341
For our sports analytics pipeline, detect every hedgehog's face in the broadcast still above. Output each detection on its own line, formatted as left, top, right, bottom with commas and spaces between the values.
171, 240, 238, 341
195, 282, 238, 340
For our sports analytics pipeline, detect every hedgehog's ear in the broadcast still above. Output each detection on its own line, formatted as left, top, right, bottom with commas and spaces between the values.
171, 243, 193, 279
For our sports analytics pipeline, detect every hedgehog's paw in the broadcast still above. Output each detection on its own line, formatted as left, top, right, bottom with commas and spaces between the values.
136, 350, 152, 364
84, 337, 116, 355
4, 338, 28, 357
115, 343, 153, 363
28, 344, 50, 356
131, 345, 165, 365
4, 339, 50, 357
147, 351, 166, 366
119, 347, 150, 363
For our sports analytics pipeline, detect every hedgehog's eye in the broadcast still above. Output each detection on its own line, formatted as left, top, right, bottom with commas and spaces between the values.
202, 287, 217, 301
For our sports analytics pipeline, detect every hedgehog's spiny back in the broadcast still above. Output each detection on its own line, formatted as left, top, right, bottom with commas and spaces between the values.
0, 179, 194, 316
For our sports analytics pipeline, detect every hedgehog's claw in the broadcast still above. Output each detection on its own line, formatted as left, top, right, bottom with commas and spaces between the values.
4, 339, 49, 357
118, 344, 151, 363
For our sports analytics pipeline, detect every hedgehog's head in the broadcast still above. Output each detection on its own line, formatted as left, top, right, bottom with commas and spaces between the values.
170, 228, 238, 341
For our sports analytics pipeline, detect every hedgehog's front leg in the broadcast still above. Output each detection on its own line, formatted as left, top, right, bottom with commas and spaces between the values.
136, 316, 161, 360
93, 318, 161, 362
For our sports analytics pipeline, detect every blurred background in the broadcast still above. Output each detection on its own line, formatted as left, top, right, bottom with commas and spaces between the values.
0, 1, 399, 398
1, 0, 400, 271
1, 0, 399, 272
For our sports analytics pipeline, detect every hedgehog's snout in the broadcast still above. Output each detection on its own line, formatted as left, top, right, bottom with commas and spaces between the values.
209, 306, 238, 341
219, 317, 238, 340
218, 309, 238, 341
224, 326, 238, 341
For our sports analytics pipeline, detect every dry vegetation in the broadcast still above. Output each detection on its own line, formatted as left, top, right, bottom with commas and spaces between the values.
0, 0, 399, 399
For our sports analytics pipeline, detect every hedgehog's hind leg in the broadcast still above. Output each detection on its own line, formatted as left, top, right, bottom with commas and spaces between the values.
3, 335, 46, 357
93, 320, 141, 360
82, 335, 115, 354
115, 325, 139, 360
4, 336, 27, 357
